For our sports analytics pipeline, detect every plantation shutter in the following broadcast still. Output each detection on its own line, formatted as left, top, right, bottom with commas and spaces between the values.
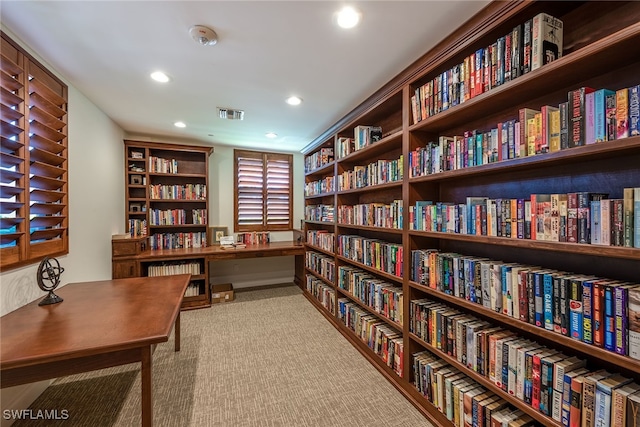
234, 150, 292, 232
265, 154, 291, 227
1, 32, 68, 270
236, 152, 265, 228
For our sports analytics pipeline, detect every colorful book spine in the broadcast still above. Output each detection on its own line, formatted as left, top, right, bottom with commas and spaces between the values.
629, 286, 640, 360
616, 88, 629, 139
595, 89, 615, 142
569, 87, 595, 148
630, 85, 640, 137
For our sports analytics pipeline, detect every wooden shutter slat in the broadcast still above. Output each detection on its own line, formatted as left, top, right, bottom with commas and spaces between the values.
31, 216, 65, 228
0, 232, 23, 245
28, 105, 65, 131
28, 78, 65, 106
29, 92, 66, 119
30, 120, 65, 143
0, 54, 22, 76
30, 188, 64, 202
29, 147, 65, 166
0, 169, 23, 184
1, 136, 23, 152
30, 161, 65, 179
1, 70, 22, 92
30, 203, 64, 215
0, 201, 23, 214
1, 104, 23, 122
30, 176, 65, 191
30, 133, 64, 154
0, 152, 22, 168
30, 228, 66, 242
0, 87, 22, 108
0, 217, 22, 228
0, 121, 24, 139
0, 185, 23, 198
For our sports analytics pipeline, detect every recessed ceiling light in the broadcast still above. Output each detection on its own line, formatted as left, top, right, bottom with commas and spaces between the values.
174, 121, 186, 128
286, 96, 302, 106
336, 6, 361, 29
150, 71, 170, 83
265, 132, 277, 138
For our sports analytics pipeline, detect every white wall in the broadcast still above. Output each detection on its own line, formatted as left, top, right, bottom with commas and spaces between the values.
0, 27, 125, 425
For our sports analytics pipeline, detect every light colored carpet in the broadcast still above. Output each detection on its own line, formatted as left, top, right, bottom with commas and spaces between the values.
12, 285, 431, 426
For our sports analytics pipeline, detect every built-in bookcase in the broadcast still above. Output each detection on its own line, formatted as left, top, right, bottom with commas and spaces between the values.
122, 140, 213, 309
301, 2, 640, 426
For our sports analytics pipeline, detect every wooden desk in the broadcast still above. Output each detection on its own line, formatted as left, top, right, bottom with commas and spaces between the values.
0, 275, 189, 427
112, 240, 305, 309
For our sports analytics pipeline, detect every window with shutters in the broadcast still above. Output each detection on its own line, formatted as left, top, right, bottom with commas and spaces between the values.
1, 32, 68, 271
234, 150, 292, 232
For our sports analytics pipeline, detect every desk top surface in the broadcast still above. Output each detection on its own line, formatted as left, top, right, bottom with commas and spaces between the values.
134, 240, 304, 260
1, 275, 189, 370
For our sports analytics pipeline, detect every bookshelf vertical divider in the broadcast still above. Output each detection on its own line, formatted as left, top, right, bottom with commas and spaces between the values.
302, 1, 640, 426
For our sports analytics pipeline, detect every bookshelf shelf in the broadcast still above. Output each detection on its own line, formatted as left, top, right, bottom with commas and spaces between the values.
336, 287, 403, 331
302, 1, 640, 425
305, 267, 334, 287
119, 140, 213, 310
336, 255, 403, 285
304, 243, 334, 258
305, 161, 335, 177
304, 192, 334, 201
303, 220, 335, 226
407, 230, 640, 261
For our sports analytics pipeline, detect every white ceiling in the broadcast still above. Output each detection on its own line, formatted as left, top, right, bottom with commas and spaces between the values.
1, 1, 490, 154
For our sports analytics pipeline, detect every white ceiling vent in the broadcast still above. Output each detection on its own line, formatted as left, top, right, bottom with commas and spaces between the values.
218, 108, 244, 120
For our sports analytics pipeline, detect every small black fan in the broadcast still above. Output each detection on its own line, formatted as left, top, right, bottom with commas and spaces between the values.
37, 257, 65, 306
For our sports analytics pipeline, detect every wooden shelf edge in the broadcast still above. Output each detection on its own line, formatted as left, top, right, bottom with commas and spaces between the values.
304, 243, 334, 257
337, 180, 403, 195
335, 286, 403, 332
408, 281, 640, 375
407, 231, 640, 261
408, 137, 640, 184
335, 254, 403, 284
336, 129, 403, 164
304, 267, 334, 287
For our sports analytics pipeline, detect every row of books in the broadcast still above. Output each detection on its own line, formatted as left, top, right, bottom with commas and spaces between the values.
183, 282, 202, 297
337, 298, 403, 377
305, 275, 335, 315
148, 156, 178, 174
351, 125, 383, 155
236, 231, 270, 245
149, 183, 207, 200
146, 261, 201, 277
305, 251, 335, 283
413, 350, 531, 427
304, 176, 334, 197
336, 235, 403, 278
336, 136, 355, 159
338, 265, 403, 325
304, 147, 334, 173
148, 208, 207, 226
304, 204, 334, 222
128, 219, 147, 237
306, 230, 334, 253
408, 85, 639, 178
411, 297, 640, 427
336, 155, 403, 191
409, 189, 640, 247
148, 231, 207, 250
336, 200, 403, 229
411, 13, 563, 125
411, 248, 640, 358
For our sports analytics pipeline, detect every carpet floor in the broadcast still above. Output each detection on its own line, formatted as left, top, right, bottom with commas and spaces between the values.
12, 285, 431, 427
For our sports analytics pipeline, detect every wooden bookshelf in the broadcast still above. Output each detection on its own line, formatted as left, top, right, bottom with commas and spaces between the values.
122, 140, 213, 309
301, 1, 640, 426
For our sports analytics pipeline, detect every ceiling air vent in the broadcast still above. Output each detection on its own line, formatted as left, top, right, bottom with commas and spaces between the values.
218, 108, 244, 120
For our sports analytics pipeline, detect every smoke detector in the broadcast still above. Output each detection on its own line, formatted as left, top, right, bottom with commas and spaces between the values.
218, 108, 244, 120
189, 25, 218, 46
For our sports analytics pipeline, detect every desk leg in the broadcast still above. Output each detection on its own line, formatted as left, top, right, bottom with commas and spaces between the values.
141, 346, 152, 427
175, 312, 181, 352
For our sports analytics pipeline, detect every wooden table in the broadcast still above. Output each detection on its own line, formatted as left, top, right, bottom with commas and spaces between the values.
0, 274, 190, 427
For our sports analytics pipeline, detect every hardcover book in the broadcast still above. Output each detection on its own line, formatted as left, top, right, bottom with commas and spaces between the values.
630, 85, 640, 136
568, 87, 596, 148
531, 13, 563, 71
